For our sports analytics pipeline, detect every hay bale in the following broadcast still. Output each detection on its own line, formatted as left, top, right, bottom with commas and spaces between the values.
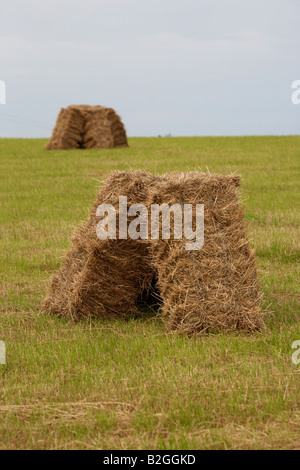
46, 105, 128, 150
83, 106, 128, 149
42, 171, 158, 319
45, 107, 85, 150
43, 170, 265, 333
147, 172, 265, 333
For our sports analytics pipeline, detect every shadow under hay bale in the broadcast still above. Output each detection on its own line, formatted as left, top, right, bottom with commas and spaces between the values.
137, 272, 162, 315
46, 105, 128, 150
43, 170, 265, 333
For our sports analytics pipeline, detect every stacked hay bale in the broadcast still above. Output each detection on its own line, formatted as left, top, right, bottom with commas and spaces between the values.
83, 106, 129, 149
43, 171, 265, 333
45, 107, 86, 150
42, 171, 159, 319
46, 105, 128, 150
147, 172, 265, 333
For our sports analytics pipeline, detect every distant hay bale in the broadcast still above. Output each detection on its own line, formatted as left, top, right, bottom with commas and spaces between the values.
43, 171, 265, 333
46, 105, 128, 150
45, 107, 85, 150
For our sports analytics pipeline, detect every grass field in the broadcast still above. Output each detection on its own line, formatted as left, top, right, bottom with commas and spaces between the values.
0, 136, 299, 450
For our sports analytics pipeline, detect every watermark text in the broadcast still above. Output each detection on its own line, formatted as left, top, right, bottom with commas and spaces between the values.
291, 80, 300, 105
0, 341, 6, 364
0, 80, 6, 104
292, 340, 300, 365
96, 197, 204, 251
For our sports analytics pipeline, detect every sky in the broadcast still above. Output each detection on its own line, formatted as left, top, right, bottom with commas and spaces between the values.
0, 0, 299, 137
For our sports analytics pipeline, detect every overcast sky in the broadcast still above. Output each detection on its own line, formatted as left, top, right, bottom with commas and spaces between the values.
0, 0, 299, 137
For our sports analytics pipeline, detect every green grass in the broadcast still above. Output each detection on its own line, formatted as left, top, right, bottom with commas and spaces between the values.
0, 136, 299, 449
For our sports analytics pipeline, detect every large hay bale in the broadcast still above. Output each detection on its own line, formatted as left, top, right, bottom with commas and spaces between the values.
42, 171, 158, 319
43, 171, 265, 333
46, 105, 128, 150
147, 172, 265, 333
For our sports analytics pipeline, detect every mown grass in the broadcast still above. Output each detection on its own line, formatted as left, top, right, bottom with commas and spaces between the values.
0, 136, 299, 449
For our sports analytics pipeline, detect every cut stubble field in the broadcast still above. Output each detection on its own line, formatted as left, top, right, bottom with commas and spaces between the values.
0, 136, 299, 449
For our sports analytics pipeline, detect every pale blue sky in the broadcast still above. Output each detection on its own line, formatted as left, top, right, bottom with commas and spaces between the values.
0, 0, 299, 137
